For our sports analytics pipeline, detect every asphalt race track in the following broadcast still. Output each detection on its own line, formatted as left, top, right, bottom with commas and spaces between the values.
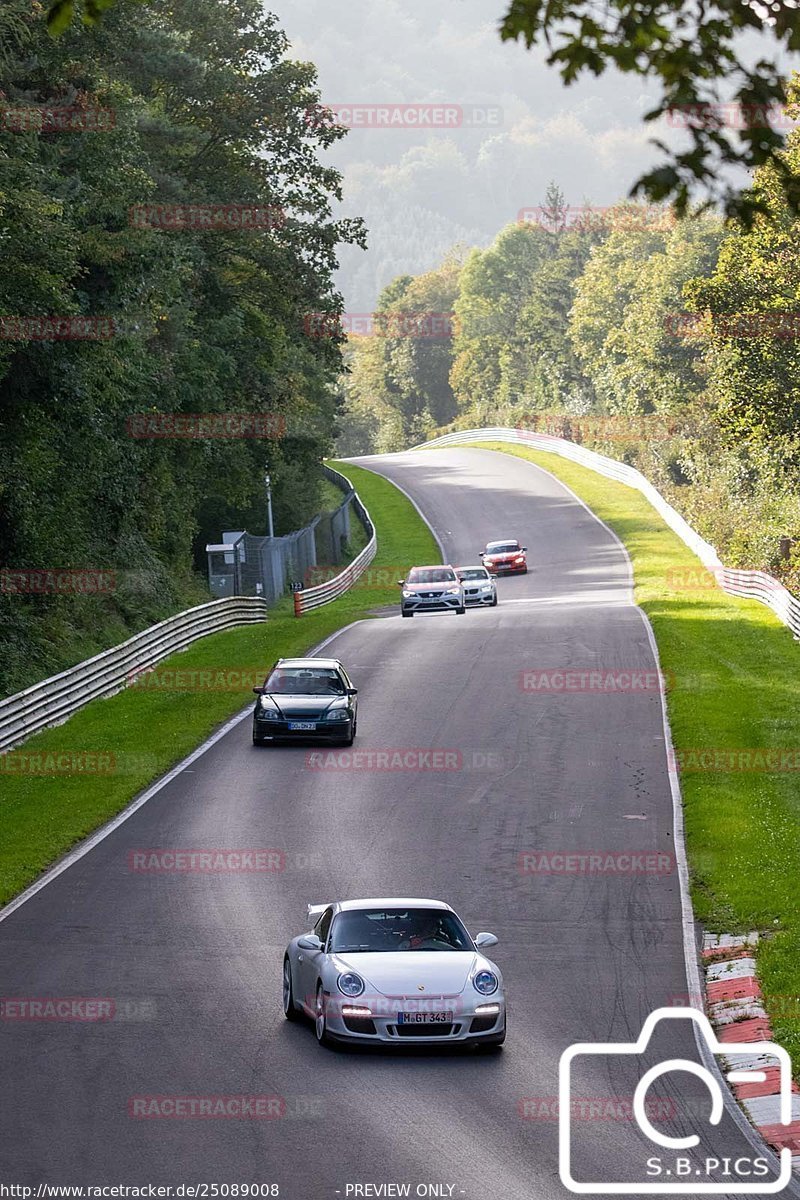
1, 447, 794, 1200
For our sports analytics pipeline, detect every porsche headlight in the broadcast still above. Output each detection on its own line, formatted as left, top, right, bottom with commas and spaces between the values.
337, 972, 365, 997
473, 970, 498, 995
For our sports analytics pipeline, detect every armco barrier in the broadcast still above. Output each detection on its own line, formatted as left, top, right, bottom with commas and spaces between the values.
415, 427, 800, 640
0, 597, 268, 753
293, 466, 377, 615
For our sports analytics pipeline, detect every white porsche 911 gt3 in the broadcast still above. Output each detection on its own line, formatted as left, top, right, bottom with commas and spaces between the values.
282, 897, 506, 1048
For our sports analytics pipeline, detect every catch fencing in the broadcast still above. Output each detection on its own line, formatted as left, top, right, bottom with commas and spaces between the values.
206, 465, 366, 605
0, 597, 268, 753
416, 427, 800, 640
293, 466, 377, 614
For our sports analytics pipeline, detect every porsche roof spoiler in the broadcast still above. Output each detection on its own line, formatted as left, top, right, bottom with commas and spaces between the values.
307, 903, 331, 920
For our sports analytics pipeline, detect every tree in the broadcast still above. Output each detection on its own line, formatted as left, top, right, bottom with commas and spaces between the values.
0, 0, 363, 695
568, 210, 671, 409
509, 223, 605, 412
500, 2, 800, 224
450, 222, 554, 410
600, 216, 724, 415
684, 138, 800, 458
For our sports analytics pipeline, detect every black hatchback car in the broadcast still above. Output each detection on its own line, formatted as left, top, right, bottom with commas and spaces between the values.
252, 657, 357, 746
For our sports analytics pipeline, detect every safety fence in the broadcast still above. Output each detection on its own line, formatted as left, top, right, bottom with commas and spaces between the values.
0, 597, 268, 753
416, 427, 800, 640
292, 465, 377, 614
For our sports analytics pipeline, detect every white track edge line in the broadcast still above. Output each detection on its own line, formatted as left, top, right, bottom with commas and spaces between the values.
339, 457, 447, 562
0, 622, 365, 926
466, 444, 798, 1187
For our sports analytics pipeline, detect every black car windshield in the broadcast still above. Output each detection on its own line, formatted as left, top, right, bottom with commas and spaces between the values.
264, 667, 345, 695
406, 568, 456, 584
457, 568, 490, 581
486, 542, 520, 554
329, 907, 472, 953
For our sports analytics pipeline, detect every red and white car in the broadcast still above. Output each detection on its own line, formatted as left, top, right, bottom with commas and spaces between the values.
480, 539, 528, 575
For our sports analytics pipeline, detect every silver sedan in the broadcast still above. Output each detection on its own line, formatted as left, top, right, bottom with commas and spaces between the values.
282, 897, 506, 1048
456, 565, 498, 607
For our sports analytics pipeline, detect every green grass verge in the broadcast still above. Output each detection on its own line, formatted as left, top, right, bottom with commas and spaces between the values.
466, 441, 800, 1062
0, 461, 438, 908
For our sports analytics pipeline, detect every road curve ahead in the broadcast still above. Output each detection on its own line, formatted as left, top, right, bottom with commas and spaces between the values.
1, 447, 790, 1200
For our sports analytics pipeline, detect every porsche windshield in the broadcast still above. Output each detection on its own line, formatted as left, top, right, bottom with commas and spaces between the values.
329, 907, 472, 952
264, 667, 345, 695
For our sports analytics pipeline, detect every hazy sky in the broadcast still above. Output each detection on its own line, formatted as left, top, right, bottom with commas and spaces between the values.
265, 0, 776, 309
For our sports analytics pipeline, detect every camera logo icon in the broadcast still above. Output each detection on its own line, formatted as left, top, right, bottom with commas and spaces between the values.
559, 1007, 794, 1194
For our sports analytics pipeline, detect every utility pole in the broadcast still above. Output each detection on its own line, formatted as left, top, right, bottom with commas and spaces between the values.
264, 468, 274, 538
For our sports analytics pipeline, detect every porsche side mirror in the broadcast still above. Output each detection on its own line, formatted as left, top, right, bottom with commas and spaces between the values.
474, 932, 498, 948
298, 934, 323, 952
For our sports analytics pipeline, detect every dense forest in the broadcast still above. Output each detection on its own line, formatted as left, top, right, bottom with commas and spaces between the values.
0, 0, 362, 696
339, 112, 800, 596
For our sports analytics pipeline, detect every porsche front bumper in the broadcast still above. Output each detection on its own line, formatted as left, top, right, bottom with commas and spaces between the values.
321, 993, 506, 1044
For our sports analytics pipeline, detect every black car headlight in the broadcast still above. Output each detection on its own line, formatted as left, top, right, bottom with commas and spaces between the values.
337, 972, 365, 997
258, 699, 280, 720
473, 970, 499, 995
325, 707, 350, 722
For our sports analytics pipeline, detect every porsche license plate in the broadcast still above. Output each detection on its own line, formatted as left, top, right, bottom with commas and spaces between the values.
287, 721, 316, 731
397, 1011, 453, 1024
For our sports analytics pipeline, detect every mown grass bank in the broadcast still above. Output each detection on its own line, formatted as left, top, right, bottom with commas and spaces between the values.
466, 441, 800, 1062
0, 462, 438, 906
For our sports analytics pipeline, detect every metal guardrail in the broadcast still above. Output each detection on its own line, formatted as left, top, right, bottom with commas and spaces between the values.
293, 466, 377, 614
0, 596, 268, 753
416, 427, 800, 640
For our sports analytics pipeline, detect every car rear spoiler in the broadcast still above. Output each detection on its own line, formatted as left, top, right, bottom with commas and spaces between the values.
307, 903, 330, 920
